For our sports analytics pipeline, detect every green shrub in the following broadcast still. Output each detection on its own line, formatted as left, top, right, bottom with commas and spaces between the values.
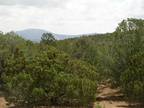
2, 46, 98, 106
112, 18, 144, 101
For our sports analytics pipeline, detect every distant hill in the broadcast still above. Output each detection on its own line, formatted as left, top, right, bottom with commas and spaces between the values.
16, 29, 81, 41
16, 29, 47, 41
16, 28, 98, 41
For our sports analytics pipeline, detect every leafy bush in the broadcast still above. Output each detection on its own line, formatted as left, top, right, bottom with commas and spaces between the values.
2, 46, 98, 106
112, 18, 144, 101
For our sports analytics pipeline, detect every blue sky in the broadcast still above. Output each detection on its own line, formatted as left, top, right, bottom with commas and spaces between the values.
0, 0, 144, 34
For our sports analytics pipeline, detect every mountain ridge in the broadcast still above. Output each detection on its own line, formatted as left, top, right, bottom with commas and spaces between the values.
16, 28, 98, 41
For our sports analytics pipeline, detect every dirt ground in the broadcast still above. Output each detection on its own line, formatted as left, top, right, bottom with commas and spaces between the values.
95, 84, 143, 108
0, 85, 143, 108
0, 96, 8, 108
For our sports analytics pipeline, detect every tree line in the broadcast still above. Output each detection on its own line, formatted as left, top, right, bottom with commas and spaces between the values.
0, 18, 143, 107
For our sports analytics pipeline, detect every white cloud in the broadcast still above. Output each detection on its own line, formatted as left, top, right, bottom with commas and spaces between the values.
0, 0, 144, 34
0, 0, 69, 8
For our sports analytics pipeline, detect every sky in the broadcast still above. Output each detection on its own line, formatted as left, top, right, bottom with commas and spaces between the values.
0, 0, 144, 34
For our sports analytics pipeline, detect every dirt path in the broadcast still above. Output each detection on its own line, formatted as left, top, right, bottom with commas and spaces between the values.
0, 97, 7, 108
95, 84, 142, 108
0, 86, 143, 108
0, 91, 7, 108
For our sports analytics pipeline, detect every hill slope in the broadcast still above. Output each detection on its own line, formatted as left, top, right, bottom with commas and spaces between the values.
16, 28, 81, 41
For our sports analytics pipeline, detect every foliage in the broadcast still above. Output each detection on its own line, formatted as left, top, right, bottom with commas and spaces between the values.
0, 18, 144, 107
95, 103, 103, 108
55, 34, 113, 81
110, 18, 144, 101
55, 18, 144, 102
41, 33, 56, 45
2, 45, 97, 106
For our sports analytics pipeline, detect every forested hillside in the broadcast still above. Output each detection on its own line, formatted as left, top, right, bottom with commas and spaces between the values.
55, 18, 144, 102
0, 18, 144, 108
